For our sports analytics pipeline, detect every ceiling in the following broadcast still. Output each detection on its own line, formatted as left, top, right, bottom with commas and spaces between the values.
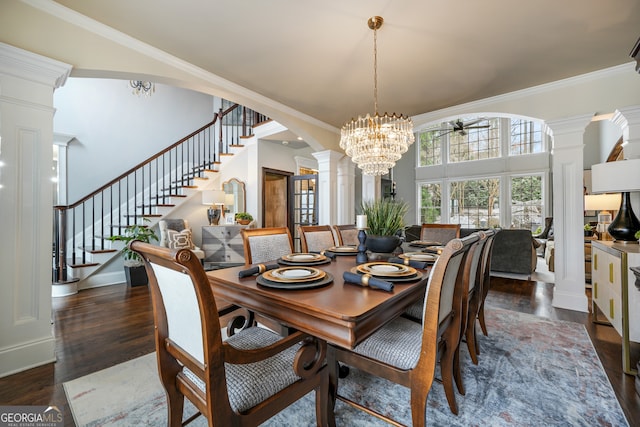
54, 0, 640, 129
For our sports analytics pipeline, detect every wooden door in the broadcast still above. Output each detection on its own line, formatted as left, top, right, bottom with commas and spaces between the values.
262, 168, 292, 229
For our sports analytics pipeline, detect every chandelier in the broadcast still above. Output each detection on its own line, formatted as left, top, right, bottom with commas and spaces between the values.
340, 16, 414, 176
130, 80, 155, 97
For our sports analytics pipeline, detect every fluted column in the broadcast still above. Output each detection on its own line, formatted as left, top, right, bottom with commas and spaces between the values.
0, 43, 72, 376
547, 114, 593, 313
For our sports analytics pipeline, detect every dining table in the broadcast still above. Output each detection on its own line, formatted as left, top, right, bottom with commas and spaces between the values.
206, 254, 431, 349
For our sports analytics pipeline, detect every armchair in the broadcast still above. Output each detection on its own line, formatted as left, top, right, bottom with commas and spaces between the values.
129, 241, 331, 426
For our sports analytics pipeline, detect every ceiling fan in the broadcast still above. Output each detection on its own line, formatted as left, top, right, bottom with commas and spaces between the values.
437, 118, 490, 136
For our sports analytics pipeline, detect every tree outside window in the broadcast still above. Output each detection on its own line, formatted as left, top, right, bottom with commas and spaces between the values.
449, 178, 501, 228
419, 183, 441, 223
510, 175, 543, 230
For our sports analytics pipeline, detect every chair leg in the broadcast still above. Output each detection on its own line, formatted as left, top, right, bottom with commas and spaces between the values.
453, 345, 465, 395
164, 387, 184, 427
478, 304, 488, 336
465, 322, 479, 365
440, 345, 459, 415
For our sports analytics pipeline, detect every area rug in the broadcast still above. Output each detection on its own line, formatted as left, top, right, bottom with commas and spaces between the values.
64, 308, 627, 426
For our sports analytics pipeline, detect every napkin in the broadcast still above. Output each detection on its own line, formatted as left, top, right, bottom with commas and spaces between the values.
388, 257, 429, 269
311, 250, 337, 260
343, 271, 394, 292
238, 263, 279, 278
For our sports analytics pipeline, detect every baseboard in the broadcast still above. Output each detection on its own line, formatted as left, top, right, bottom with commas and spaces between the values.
0, 336, 56, 378
78, 271, 126, 290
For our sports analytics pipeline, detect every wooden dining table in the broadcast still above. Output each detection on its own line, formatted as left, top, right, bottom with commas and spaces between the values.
206, 255, 430, 349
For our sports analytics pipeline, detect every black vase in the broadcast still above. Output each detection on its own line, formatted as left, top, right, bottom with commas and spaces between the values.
365, 235, 401, 253
608, 192, 640, 242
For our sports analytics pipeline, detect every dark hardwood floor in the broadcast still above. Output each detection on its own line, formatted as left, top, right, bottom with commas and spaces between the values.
1, 277, 639, 426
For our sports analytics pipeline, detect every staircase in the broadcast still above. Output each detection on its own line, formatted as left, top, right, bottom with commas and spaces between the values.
52, 103, 268, 295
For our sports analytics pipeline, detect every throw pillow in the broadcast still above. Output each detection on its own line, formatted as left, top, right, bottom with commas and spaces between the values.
166, 229, 194, 250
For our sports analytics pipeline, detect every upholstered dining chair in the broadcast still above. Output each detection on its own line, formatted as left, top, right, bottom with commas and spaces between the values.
460, 229, 496, 365
327, 234, 479, 425
129, 241, 331, 427
332, 224, 359, 246
299, 225, 337, 253
420, 223, 461, 244
241, 227, 294, 265
478, 229, 499, 337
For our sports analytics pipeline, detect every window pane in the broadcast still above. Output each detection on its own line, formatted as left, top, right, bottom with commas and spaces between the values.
449, 119, 500, 163
419, 183, 442, 223
449, 178, 500, 228
418, 129, 441, 166
510, 119, 543, 155
511, 175, 543, 231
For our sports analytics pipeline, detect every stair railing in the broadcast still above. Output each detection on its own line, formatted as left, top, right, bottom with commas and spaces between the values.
53, 103, 267, 283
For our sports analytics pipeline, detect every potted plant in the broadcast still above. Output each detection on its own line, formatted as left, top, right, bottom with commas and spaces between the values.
107, 220, 158, 286
635, 230, 640, 243
235, 212, 253, 225
584, 223, 594, 237
360, 198, 408, 253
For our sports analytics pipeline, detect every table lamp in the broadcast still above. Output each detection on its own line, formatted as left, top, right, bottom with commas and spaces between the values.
591, 158, 640, 242
202, 190, 225, 225
584, 193, 621, 240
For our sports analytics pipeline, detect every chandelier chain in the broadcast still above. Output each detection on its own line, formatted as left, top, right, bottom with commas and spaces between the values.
373, 26, 378, 115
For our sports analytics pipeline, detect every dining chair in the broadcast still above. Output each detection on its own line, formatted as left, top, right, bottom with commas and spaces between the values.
327, 234, 479, 425
461, 229, 496, 360
241, 227, 294, 265
478, 229, 499, 337
299, 225, 337, 252
129, 241, 332, 427
332, 224, 359, 246
420, 223, 461, 244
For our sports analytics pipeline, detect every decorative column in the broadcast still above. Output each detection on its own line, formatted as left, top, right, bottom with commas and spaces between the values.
0, 43, 72, 377
547, 114, 593, 313
613, 106, 640, 159
337, 157, 355, 225
312, 150, 343, 225
361, 174, 380, 202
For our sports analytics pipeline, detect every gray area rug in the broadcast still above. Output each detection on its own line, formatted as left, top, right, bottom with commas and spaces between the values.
64, 307, 627, 426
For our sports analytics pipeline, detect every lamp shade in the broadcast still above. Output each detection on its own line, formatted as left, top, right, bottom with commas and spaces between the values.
202, 190, 225, 205
591, 159, 640, 193
584, 194, 621, 211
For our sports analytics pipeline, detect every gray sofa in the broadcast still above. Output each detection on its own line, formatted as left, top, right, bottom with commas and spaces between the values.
404, 226, 537, 275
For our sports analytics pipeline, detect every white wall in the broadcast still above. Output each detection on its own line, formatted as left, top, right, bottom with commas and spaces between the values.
54, 78, 215, 201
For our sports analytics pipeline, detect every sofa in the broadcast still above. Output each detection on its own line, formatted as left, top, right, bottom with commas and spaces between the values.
404, 226, 537, 276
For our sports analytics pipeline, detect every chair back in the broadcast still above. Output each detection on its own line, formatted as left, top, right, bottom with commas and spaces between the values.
420, 223, 461, 244
332, 224, 359, 246
241, 227, 294, 265
298, 225, 336, 252
415, 234, 478, 368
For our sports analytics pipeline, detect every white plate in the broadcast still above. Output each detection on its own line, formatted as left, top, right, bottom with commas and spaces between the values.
401, 252, 438, 262
278, 269, 314, 279
289, 254, 318, 261
369, 264, 405, 273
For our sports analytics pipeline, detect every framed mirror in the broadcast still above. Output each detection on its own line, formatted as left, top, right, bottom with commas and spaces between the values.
222, 178, 246, 217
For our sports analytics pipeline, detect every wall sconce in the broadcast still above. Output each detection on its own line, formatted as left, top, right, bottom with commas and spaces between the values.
202, 190, 225, 225
591, 159, 640, 242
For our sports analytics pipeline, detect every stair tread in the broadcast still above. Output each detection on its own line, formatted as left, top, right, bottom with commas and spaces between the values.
79, 247, 118, 254
68, 262, 100, 268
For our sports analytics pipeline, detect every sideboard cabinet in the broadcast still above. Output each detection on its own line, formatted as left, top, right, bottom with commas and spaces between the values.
591, 240, 640, 375
202, 225, 249, 267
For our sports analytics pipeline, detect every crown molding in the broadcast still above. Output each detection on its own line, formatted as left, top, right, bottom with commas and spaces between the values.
412, 62, 636, 128
0, 42, 71, 88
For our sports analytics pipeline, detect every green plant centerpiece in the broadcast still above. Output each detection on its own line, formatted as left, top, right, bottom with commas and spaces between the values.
235, 212, 253, 225
107, 220, 158, 286
360, 198, 409, 253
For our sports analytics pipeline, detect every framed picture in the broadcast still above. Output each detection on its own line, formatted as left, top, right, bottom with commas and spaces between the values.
225, 215, 235, 225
